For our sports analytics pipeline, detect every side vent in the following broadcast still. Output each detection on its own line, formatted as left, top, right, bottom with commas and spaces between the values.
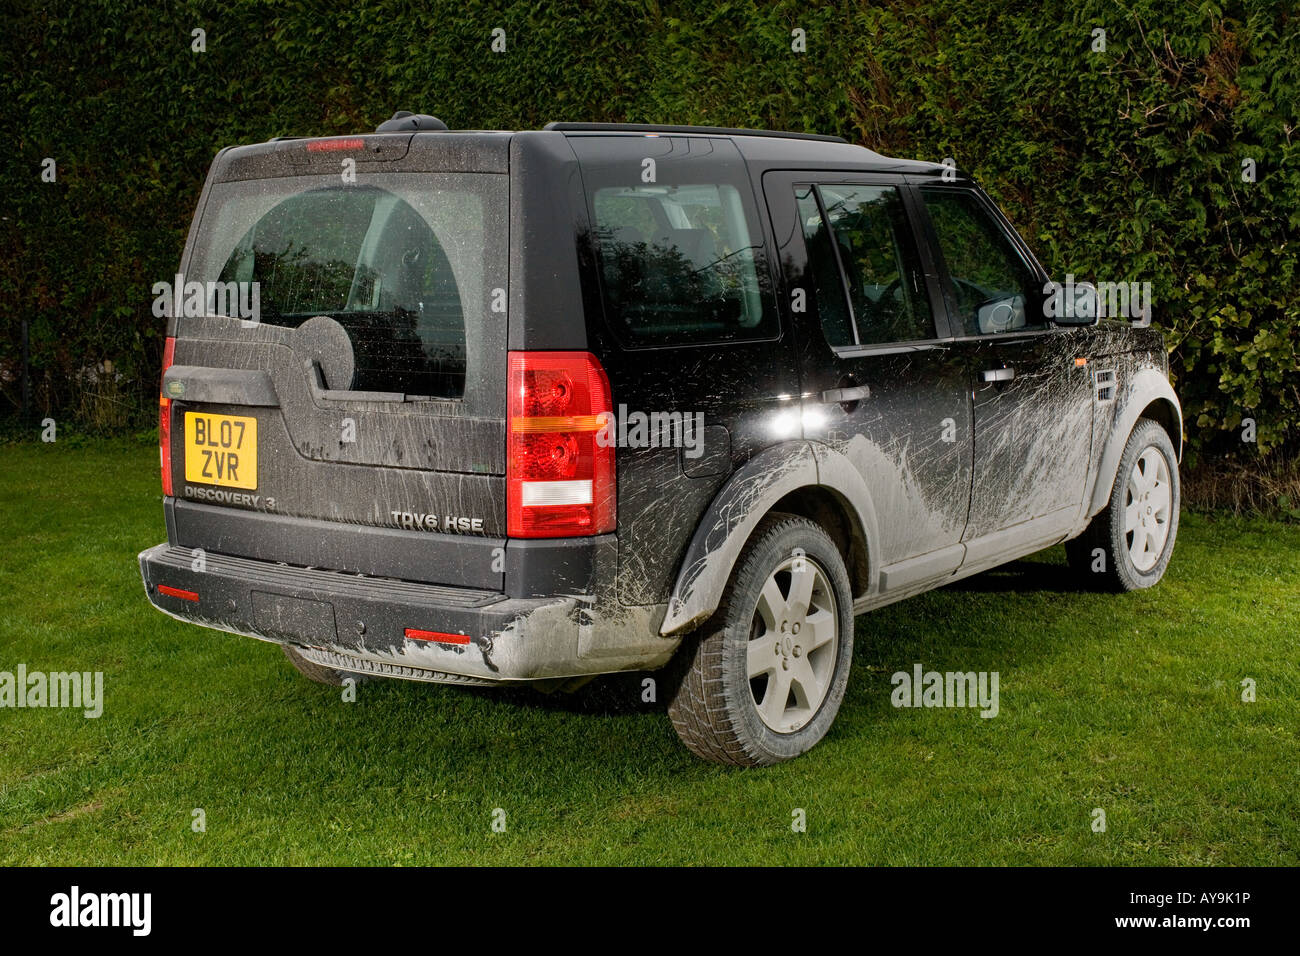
1094, 368, 1117, 403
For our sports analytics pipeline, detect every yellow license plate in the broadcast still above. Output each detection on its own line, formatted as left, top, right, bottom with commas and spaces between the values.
184, 413, 258, 489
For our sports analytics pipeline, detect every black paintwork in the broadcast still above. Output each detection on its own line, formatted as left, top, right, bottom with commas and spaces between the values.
566, 134, 800, 605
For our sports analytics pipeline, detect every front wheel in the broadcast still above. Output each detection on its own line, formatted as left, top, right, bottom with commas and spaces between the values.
667, 513, 855, 766
1066, 418, 1180, 591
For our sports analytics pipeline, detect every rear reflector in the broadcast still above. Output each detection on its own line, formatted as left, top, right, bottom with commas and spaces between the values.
404, 628, 471, 645
306, 138, 366, 152
157, 584, 198, 602
507, 351, 615, 538
159, 336, 175, 497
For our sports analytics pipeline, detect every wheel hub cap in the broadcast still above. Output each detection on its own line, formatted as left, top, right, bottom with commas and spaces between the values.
1123, 445, 1173, 573
746, 555, 839, 733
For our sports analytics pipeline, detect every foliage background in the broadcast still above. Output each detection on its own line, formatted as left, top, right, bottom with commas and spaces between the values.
2, 0, 1296, 469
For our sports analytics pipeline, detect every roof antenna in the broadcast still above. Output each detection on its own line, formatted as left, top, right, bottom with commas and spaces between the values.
376, 111, 449, 132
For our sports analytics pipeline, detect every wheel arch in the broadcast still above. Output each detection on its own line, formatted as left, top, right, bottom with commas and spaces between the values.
769, 485, 871, 602
659, 441, 879, 636
1086, 367, 1183, 518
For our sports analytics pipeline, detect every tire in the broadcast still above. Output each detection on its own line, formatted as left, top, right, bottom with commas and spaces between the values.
1066, 418, 1179, 591
282, 645, 367, 686
667, 513, 855, 766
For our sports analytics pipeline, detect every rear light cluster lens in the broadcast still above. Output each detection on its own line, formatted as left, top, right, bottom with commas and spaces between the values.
159, 336, 176, 497
521, 369, 576, 416
507, 351, 615, 538
516, 431, 580, 481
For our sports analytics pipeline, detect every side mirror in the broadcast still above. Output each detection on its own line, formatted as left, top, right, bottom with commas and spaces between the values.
976, 294, 1027, 334
1043, 280, 1099, 327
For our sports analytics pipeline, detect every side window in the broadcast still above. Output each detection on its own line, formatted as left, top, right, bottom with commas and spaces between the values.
796, 183, 932, 347
591, 183, 774, 346
795, 186, 853, 347
920, 188, 1041, 336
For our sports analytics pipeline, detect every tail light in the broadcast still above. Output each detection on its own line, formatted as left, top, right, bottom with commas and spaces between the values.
507, 351, 615, 537
159, 336, 175, 496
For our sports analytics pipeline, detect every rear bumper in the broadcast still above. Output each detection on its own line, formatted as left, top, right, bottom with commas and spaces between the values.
139, 544, 675, 683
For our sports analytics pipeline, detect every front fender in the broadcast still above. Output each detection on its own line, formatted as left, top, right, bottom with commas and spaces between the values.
659, 441, 881, 636
1086, 366, 1183, 518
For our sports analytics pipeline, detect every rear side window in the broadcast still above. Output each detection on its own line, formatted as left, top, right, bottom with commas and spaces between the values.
591, 183, 773, 345
796, 183, 932, 347
186, 173, 507, 398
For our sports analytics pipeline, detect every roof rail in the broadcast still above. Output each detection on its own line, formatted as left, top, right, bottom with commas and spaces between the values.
543, 122, 847, 144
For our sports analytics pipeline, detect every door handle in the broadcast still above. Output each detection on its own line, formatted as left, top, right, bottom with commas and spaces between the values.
821, 385, 871, 404
981, 367, 1015, 383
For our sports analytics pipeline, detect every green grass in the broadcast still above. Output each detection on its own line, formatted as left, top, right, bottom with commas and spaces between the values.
1, 440, 1297, 865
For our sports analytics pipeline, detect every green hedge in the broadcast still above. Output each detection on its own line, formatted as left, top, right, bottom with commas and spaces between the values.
3, 0, 1296, 462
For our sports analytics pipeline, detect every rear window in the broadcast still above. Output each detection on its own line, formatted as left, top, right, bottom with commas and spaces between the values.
185, 172, 507, 398
591, 183, 775, 346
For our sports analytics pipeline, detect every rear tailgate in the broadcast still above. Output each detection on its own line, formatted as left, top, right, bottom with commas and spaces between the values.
163, 133, 510, 587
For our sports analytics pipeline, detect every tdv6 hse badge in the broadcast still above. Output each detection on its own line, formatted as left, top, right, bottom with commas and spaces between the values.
390, 510, 484, 533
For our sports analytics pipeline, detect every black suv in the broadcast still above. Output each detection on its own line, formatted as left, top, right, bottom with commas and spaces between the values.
140, 117, 1182, 765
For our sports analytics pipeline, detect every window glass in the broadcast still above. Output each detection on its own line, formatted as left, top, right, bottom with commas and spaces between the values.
797, 184, 932, 346
921, 188, 1041, 335
189, 174, 506, 399
795, 186, 853, 347
592, 184, 774, 345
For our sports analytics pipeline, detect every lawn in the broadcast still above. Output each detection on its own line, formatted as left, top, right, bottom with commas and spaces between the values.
1, 439, 1296, 865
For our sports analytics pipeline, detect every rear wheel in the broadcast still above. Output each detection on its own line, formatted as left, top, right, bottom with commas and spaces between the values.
667, 513, 854, 766
1066, 418, 1179, 591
